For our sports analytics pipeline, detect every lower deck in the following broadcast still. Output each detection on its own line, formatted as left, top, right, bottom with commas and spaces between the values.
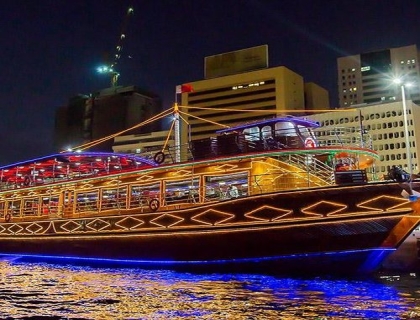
1, 153, 337, 222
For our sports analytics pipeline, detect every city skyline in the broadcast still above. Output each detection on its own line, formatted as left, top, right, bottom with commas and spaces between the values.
1, 0, 420, 165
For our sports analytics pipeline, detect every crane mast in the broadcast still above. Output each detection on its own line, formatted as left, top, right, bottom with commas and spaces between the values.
97, 6, 134, 87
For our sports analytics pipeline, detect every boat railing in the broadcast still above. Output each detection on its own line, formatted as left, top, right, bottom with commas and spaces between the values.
280, 154, 335, 185
0, 164, 370, 220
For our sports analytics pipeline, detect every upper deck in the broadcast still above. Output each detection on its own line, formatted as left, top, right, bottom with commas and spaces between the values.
0, 152, 156, 191
0, 116, 376, 192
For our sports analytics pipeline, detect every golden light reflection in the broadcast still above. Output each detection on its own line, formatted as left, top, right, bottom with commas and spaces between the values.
0, 262, 419, 319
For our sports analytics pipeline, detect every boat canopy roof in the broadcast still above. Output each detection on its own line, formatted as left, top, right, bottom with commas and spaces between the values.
0, 152, 156, 185
216, 116, 320, 134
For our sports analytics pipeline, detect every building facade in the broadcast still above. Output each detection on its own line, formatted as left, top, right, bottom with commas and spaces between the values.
112, 130, 175, 164
179, 66, 329, 155
54, 85, 161, 153
305, 101, 420, 179
104, 47, 328, 160
337, 44, 420, 108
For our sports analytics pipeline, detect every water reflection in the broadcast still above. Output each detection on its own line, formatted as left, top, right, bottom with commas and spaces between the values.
0, 260, 419, 319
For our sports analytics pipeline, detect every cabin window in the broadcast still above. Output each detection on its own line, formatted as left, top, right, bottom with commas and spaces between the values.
23, 198, 40, 216
274, 122, 296, 137
261, 126, 272, 139
8, 200, 22, 217
243, 127, 260, 141
101, 186, 127, 211
164, 178, 199, 205
76, 191, 99, 213
297, 125, 314, 140
204, 172, 248, 201
41, 194, 60, 216
0, 201, 5, 217
130, 183, 161, 209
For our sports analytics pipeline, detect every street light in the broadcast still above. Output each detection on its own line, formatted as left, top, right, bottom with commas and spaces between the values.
393, 78, 413, 191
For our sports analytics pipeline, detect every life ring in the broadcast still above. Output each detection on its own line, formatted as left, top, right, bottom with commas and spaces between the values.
149, 198, 160, 212
23, 176, 31, 187
154, 152, 165, 164
5, 213, 11, 223
304, 138, 316, 148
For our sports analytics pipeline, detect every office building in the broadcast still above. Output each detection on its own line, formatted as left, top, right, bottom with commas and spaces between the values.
305, 101, 420, 179
337, 44, 420, 108
179, 46, 329, 155
112, 130, 175, 164
54, 85, 161, 153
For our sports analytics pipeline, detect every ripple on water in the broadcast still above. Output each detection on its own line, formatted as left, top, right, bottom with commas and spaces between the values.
0, 261, 419, 319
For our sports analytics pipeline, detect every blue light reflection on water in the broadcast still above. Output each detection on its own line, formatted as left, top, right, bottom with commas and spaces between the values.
0, 260, 419, 319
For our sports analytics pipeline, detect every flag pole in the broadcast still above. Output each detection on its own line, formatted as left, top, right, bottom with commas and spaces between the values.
174, 85, 182, 163
174, 102, 181, 163
173, 84, 193, 162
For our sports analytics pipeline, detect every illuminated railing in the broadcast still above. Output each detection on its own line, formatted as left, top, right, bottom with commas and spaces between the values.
0, 165, 355, 219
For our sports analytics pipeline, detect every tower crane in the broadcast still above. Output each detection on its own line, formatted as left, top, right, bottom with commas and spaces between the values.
97, 6, 134, 87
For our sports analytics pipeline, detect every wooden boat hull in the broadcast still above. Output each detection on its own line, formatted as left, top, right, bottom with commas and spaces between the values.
0, 181, 419, 274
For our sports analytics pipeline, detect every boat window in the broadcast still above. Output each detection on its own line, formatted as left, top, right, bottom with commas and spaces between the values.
76, 190, 99, 213
261, 126, 272, 139
41, 194, 60, 216
130, 183, 161, 210
101, 186, 127, 211
297, 125, 314, 139
243, 127, 260, 141
0, 201, 5, 218
23, 197, 40, 216
274, 122, 296, 137
8, 200, 21, 218
204, 172, 248, 201
165, 178, 199, 205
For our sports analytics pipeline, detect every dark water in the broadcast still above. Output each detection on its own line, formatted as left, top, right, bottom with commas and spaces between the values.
0, 260, 419, 319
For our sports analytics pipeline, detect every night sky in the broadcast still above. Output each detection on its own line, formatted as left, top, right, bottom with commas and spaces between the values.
1, 0, 420, 165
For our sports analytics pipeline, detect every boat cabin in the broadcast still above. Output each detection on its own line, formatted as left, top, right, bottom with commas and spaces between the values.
190, 116, 319, 159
